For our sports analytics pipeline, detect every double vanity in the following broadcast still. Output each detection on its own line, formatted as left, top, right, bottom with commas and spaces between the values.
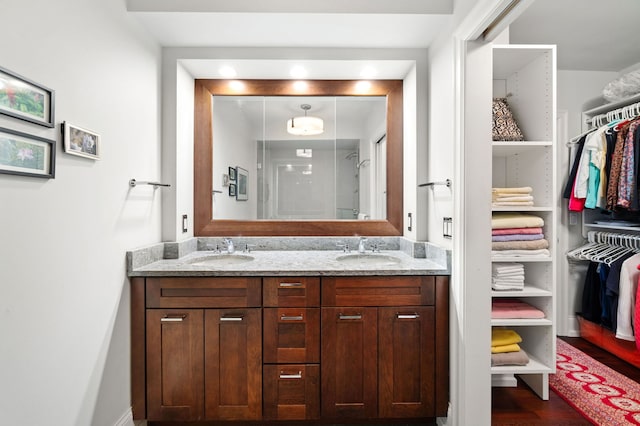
128, 237, 450, 424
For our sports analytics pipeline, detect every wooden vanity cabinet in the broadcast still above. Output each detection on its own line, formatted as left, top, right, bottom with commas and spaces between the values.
263, 277, 321, 420
141, 277, 262, 422
321, 276, 447, 420
131, 274, 449, 423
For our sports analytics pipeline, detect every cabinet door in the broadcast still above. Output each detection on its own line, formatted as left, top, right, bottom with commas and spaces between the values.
146, 309, 204, 421
321, 307, 377, 419
263, 307, 320, 363
378, 306, 435, 418
204, 309, 262, 420
263, 364, 320, 420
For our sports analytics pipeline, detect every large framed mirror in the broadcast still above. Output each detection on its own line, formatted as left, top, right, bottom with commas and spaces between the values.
194, 79, 403, 236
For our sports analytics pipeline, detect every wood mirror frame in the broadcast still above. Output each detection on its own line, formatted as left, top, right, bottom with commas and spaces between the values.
194, 79, 403, 236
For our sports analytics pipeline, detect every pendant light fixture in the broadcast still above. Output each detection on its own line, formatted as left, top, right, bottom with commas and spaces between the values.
287, 104, 324, 136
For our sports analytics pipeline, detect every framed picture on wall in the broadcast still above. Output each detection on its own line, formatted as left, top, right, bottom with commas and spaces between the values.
236, 166, 248, 201
0, 65, 55, 127
228, 166, 236, 181
228, 183, 236, 197
0, 126, 55, 178
62, 121, 100, 160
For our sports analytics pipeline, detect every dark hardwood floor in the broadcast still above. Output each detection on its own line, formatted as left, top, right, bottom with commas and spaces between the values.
492, 337, 640, 425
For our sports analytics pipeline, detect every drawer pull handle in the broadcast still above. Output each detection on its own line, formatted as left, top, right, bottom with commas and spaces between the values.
279, 372, 303, 379
161, 314, 186, 322
280, 314, 304, 321
397, 313, 420, 319
220, 315, 244, 322
339, 313, 362, 320
279, 282, 303, 287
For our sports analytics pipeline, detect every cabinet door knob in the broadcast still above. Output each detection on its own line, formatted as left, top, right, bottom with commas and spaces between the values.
160, 314, 186, 322
339, 313, 362, 320
397, 313, 420, 319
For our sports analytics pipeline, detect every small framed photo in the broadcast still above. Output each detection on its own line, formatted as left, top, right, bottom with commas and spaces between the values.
63, 121, 100, 160
0, 127, 55, 178
0, 65, 55, 128
236, 166, 248, 201
228, 183, 236, 196
228, 166, 236, 181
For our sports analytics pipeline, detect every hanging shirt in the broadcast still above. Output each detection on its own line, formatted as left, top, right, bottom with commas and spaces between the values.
584, 127, 608, 208
606, 122, 631, 210
617, 121, 640, 209
615, 252, 640, 341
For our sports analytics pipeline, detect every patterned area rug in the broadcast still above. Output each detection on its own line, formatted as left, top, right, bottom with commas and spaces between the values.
550, 338, 640, 425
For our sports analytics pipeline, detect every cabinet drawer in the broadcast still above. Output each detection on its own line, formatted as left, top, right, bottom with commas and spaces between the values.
263, 364, 320, 420
146, 277, 261, 308
263, 277, 320, 307
264, 308, 320, 363
321, 276, 435, 307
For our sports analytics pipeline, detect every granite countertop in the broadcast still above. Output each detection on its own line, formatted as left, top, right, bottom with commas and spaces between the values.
127, 237, 450, 277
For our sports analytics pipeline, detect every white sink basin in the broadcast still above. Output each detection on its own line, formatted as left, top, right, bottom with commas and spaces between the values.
188, 254, 254, 267
335, 253, 402, 265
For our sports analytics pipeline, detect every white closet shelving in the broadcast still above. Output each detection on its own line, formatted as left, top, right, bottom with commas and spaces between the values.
491, 45, 557, 400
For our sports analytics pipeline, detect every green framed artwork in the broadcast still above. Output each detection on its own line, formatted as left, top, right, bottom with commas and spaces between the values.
0, 65, 55, 127
0, 127, 55, 178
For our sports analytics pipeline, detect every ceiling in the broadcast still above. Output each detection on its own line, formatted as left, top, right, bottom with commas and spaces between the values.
128, 0, 640, 77
510, 0, 640, 72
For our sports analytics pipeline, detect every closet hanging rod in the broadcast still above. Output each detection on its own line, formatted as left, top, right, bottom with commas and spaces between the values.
585, 100, 640, 127
129, 179, 171, 188
419, 179, 452, 188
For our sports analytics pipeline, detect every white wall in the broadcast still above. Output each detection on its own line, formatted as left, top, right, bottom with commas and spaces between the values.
0, 1, 161, 425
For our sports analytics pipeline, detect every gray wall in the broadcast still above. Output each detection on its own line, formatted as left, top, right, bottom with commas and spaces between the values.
0, 1, 162, 425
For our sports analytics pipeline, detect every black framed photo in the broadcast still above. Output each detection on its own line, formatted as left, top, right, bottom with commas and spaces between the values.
236, 166, 248, 201
0, 126, 55, 178
228, 183, 236, 196
0, 66, 55, 127
228, 166, 236, 181
62, 121, 100, 160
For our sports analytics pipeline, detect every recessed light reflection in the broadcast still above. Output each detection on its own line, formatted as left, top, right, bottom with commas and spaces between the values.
293, 81, 308, 91
290, 65, 307, 79
360, 66, 377, 79
355, 81, 372, 92
228, 80, 245, 91
219, 66, 237, 78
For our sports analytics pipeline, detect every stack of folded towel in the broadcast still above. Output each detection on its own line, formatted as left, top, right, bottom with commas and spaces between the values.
492, 186, 534, 207
491, 213, 550, 258
491, 328, 530, 366
491, 299, 545, 319
492, 263, 524, 291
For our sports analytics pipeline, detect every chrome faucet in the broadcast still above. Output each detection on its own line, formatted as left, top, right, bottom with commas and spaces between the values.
223, 238, 235, 254
358, 237, 368, 254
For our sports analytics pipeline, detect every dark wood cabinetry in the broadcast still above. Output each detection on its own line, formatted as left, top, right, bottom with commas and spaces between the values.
131, 274, 449, 424
321, 276, 444, 420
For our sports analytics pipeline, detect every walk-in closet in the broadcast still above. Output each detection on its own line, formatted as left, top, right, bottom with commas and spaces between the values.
494, 0, 640, 406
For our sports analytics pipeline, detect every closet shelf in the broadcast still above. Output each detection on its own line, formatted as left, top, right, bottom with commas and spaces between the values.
491, 355, 552, 375
584, 223, 640, 233
492, 142, 552, 157
491, 318, 553, 327
491, 256, 552, 263
583, 92, 640, 117
492, 206, 553, 212
492, 287, 552, 297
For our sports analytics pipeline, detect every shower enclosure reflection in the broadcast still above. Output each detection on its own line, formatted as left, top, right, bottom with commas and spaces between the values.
212, 95, 386, 220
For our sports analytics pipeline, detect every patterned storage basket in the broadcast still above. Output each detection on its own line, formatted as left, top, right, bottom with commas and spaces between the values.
492, 98, 524, 141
